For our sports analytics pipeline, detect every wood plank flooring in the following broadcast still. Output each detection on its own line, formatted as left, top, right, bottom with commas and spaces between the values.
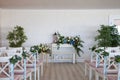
41, 62, 85, 80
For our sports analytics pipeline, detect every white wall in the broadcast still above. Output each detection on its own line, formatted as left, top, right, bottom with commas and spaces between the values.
0, 9, 1, 46
1, 9, 120, 58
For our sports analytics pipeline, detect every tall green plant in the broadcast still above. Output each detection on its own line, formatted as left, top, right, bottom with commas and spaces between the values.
7, 25, 27, 47
110, 25, 120, 47
95, 25, 120, 48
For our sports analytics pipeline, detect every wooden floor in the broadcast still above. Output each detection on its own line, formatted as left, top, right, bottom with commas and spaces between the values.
41, 62, 85, 80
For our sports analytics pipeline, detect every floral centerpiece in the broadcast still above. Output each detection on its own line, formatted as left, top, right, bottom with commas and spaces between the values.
39, 44, 51, 54
30, 44, 51, 54
53, 32, 84, 56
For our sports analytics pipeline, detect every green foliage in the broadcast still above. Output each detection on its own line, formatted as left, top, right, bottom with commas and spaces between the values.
7, 25, 27, 47
89, 45, 109, 56
54, 32, 84, 57
9, 55, 22, 64
30, 44, 51, 54
38, 44, 51, 53
115, 55, 120, 63
95, 25, 120, 47
101, 51, 109, 56
72, 36, 84, 56
30, 45, 39, 54
22, 51, 29, 59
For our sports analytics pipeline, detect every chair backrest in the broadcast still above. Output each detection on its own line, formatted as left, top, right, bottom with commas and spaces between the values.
23, 47, 30, 53
0, 47, 6, 55
8, 47, 23, 54
5, 49, 22, 57
90, 52, 96, 62
0, 57, 11, 78
105, 47, 120, 74
95, 53, 104, 67
105, 47, 120, 57
90, 47, 104, 67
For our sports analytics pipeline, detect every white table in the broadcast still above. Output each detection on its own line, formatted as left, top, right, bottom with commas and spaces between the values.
52, 44, 75, 63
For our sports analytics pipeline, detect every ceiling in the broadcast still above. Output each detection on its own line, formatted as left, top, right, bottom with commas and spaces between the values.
0, 0, 120, 9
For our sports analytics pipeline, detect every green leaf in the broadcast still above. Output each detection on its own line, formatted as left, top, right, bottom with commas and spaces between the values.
6, 25, 27, 47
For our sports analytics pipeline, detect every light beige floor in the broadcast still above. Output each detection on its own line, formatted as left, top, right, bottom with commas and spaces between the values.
41, 62, 85, 80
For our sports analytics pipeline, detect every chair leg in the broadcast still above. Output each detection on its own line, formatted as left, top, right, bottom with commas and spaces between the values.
41, 63, 43, 76
103, 75, 107, 80
95, 72, 99, 80
38, 67, 40, 80
89, 67, 92, 80
85, 64, 87, 76
29, 73, 32, 80
85, 63, 88, 80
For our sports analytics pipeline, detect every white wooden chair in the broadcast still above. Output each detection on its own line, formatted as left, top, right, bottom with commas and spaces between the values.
0, 56, 21, 80
95, 47, 120, 80
23, 47, 44, 80
84, 51, 96, 80
84, 50, 104, 80
26, 51, 43, 80
0, 51, 32, 80
14, 57, 32, 80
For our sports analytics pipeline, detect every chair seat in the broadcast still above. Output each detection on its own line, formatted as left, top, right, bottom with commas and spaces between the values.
14, 69, 32, 80
96, 68, 118, 74
107, 75, 117, 80
89, 62, 96, 67
84, 60, 91, 63
0, 73, 9, 78
26, 59, 43, 68
0, 73, 21, 80
89, 61, 103, 68
14, 69, 31, 75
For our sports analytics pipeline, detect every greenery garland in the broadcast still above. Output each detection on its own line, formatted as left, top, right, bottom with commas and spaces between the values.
9, 55, 22, 64
30, 44, 51, 54
22, 50, 29, 59
90, 45, 109, 57
53, 32, 84, 56
115, 55, 120, 63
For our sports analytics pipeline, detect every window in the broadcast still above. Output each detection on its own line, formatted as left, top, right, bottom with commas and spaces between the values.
109, 15, 120, 34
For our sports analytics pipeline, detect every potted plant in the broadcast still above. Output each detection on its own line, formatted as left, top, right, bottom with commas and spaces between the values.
95, 25, 120, 47
91, 25, 120, 74
7, 25, 27, 47
94, 25, 120, 55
